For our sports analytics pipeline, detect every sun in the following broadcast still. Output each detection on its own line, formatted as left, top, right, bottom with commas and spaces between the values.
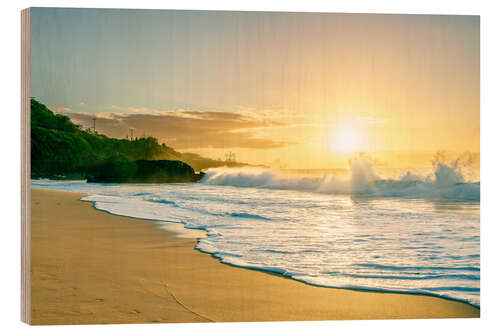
330, 125, 365, 154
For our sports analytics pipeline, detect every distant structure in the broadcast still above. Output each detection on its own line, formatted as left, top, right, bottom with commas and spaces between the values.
92, 117, 97, 133
225, 151, 236, 163
129, 128, 135, 140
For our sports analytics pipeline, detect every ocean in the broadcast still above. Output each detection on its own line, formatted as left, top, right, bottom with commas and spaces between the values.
31, 158, 480, 307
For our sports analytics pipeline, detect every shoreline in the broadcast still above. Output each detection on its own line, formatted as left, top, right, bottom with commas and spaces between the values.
196, 249, 481, 310
30, 188, 479, 324
79, 189, 480, 310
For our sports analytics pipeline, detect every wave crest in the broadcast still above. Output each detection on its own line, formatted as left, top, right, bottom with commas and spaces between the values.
201, 157, 479, 201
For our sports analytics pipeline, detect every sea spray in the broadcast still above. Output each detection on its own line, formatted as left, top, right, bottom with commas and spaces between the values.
350, 157, 378, 194
200, 155, 479, 201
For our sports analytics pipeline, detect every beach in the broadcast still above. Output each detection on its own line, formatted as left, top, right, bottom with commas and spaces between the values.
30, 188, 479, 325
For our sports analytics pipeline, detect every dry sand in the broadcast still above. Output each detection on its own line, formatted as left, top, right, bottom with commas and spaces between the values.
30, 188, 479, 325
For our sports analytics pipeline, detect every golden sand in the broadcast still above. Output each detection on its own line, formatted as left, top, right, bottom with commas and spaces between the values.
30, 188, 479, 325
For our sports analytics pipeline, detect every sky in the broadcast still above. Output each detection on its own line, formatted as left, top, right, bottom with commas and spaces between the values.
30, 8, 479, 169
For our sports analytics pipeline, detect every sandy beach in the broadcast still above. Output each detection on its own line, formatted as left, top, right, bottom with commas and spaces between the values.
30, 188, 479, 325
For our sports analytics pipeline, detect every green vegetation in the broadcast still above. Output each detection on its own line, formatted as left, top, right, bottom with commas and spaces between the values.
87, 159, 204, 183
30, 99, 244, 179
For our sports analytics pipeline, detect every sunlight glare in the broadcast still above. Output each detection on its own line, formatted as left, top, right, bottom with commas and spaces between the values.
331, 125, 365, 154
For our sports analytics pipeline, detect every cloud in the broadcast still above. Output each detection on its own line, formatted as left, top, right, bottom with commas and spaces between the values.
95, 112, 127, 119
51, 106, 72, 112
64, 110, 293, 149
109, 104, 309, 123
109, 105, 240, 120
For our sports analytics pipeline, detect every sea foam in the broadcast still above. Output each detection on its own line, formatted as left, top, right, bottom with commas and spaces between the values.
201, 157, 479, 201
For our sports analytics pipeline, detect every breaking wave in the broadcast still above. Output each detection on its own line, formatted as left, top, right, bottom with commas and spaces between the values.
201, 157, 479, 201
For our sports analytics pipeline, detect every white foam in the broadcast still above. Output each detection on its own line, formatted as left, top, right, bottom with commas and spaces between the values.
200, 157, 479, 201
